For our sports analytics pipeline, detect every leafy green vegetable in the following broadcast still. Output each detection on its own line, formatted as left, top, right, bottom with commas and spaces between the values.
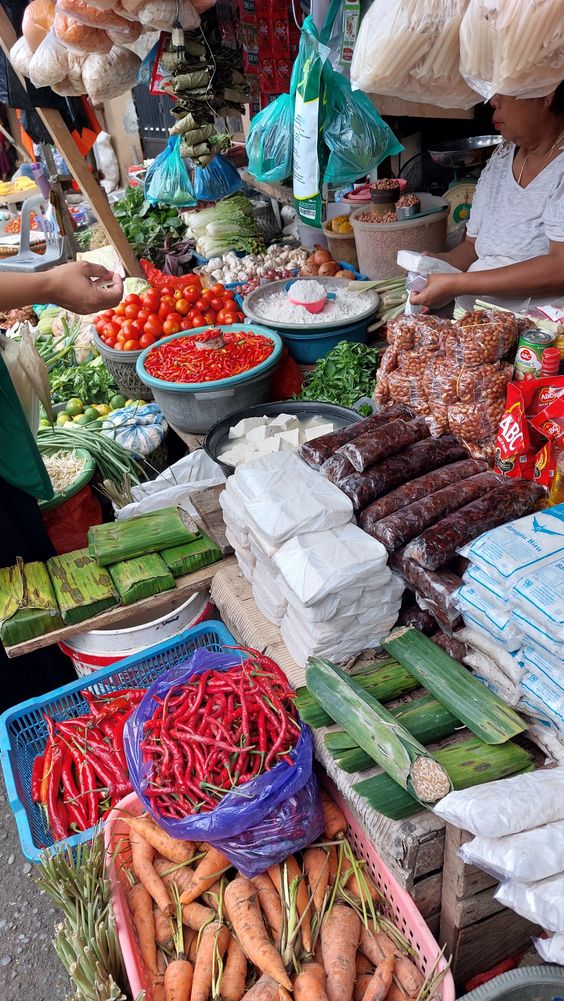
113, 187, 186, 268
50, 356, 117, 404
297, 341, 381, 409
185, 194, 264, 257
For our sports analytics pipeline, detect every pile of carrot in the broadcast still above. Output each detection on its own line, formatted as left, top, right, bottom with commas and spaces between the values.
113, 789, 444, 1001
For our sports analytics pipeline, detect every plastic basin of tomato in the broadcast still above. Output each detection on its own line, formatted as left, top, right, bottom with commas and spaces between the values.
93, 282, 244, 354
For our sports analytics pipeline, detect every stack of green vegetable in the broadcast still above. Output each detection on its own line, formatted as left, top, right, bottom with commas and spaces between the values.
300, 629, 534, 820
37, 426, 146, 489
113, 187, 187, 270
185, 194, 264, 258
298, 341, 381, 412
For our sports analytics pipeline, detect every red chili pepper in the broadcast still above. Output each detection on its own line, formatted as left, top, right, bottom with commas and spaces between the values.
61, 747, 88, 830
31, 752, 45, 802
145, 331, 274, 384
46, 744, 68, 842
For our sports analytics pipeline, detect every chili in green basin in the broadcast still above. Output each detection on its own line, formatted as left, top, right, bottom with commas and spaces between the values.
144, 327, 275, 384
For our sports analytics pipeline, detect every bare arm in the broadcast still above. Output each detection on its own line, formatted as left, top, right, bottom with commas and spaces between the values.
0, 261, 123, 314
424, 234, 478, 272
410, 242, 564, 308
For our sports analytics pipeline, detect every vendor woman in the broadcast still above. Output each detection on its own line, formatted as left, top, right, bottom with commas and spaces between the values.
0, 262, 123, 711
410, 84, 564, 311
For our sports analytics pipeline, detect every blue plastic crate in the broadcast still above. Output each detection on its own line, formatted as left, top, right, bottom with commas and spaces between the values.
0, 620, 235, 861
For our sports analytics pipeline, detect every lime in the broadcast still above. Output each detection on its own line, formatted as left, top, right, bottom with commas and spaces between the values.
56, 413, 68, 426
95, 404, 111, 416
83, 407, 99, 422
39, 418, 50, 428
73, 414, 90, 426
65, 398, 83, 417
110, 394, 126, 411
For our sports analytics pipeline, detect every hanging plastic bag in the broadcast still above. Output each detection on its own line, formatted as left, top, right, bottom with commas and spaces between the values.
124, 647, 323, 876
0, 325, 52, 433
246, 91, 295, 184
293, 13, 332, 228
144, 135, 196, 207
193, 154, 242, 202
43, 484, 103, 554
460, 0, 564, 100
351, 0, 478, 110
322, 68, 404, 185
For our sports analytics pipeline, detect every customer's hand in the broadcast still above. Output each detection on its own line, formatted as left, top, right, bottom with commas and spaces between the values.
43, 261, 124, 314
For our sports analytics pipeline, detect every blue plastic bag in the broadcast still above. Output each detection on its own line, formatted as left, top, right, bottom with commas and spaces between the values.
144, 136, 196, 207
124, 647, 323, 876
194, 155, 243, 202
322, 68, 404, 185
246, 91, 294, 183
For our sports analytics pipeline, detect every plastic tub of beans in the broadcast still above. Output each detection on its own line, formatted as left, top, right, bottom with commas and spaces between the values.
350, 193, 449, 280
136, 324, 283, 434
322, 220, 359, 269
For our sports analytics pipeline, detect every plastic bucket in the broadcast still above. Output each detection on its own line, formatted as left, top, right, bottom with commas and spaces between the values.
350, 193, 448, 280
59, 590, 213, 677
278, 316, 370, 364
322, 221, 358, 270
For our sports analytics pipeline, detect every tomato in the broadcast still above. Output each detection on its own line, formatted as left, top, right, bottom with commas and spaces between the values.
124, 303, 139, 320
111, 317, 123, 335
95, 320, 105, 335
162, 319, 180, 336
161, 294, 175, 308
139, 332, 157, 349
158, 304, 171, 323
144, 315, 162, 337
123, 338, 141, 351
129, 320, 143, 336
174, 289, 185, 300
209, 297, 224, 313
196, 299, 208, 312
100, 309, 114, 320
120, 320, 136, 338
125, 293, 142, 306
189, 312, 205, 328
115, 302, 126, 316
113, 341, 123, 350
200, 289, 214, 302
136, 308, 150, 325
102, 323, 115, 338
142, 291, 160, 312
175, 298, 190, 315
159, 286, 173, 297
203, 310, 217, 325
105, 335, 117, 348
180, 316, 193, 330
224, 289, 236, 300
211, 283, 225, 296
184, 288, 200, 306
117, 329, 128, 343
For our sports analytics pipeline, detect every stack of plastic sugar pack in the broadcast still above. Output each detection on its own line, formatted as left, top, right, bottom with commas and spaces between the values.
219, 450, 404, 666
452, 503, 564, 752
435, 769, 564, 966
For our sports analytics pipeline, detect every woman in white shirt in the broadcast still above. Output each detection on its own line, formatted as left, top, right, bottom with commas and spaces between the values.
410, 84, 564, 311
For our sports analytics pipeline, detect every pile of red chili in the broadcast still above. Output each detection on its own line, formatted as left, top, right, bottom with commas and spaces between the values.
141, 650, 300, 819
143, 328, 275, 384
32, 688, 144, 841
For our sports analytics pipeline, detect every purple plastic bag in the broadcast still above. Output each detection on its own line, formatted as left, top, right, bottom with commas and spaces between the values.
123, 647, 323, 876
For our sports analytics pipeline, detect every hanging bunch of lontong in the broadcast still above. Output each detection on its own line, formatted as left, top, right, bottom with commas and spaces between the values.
115, 789, 449, 1001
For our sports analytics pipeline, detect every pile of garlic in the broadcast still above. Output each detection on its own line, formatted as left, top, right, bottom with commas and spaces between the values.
200, 245, 309, 285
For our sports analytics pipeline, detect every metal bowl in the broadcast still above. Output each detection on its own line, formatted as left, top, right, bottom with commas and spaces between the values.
243, 277, 379, 332
428, 136, 502, 169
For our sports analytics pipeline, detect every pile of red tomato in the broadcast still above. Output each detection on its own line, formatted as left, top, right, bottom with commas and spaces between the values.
94, 277, 245, 352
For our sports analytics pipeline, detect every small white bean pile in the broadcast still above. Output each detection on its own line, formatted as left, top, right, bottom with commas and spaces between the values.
201, 245, 309, 285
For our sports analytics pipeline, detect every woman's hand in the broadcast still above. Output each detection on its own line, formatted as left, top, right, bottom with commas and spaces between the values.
408, 273, 461, 308
42, 261, 124, 314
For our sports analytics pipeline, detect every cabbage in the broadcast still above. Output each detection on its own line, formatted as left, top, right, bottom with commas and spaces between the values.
38, 305, 62, 336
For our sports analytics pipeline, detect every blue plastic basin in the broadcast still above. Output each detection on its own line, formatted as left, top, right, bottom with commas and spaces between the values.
277, 317, 370, 364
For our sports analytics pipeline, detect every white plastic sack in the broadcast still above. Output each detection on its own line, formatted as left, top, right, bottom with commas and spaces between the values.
460, 506, 564, 589
463, 564, 510, 608
233, 451, 353, 547
528, 721, 564, 767
534, 933, 564, 965
351, 0, 477, 110
511, 559, 564, 645
251, 576, 287, 625
234, 546, 255, 582
456, 583, 521, 651
280, 607, 400, 668
456, 626, 524, 685
460, 0, 564, 101
277, 571, 401, 623
117, 450, 225, 520
93, 131, 119, 193
512, 608, 561, 659
274, 523, 388, 607
29, 29, 69, 87
496, 873, 564, 934
284, 598, 402, 648
461, 820, 564, 883
464, 651, 521, 707
434, 767, 564, 837
520, 665, 564, 733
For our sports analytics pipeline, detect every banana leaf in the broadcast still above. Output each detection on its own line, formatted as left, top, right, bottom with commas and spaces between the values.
109, 553, 175, 606
47, 550, 118, 625
88, 508, 199, 566
0, 558, 63, 646
161, 532, 222, 579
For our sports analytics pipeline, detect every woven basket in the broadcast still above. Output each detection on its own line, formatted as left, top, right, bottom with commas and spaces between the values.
93, 331, 153, 401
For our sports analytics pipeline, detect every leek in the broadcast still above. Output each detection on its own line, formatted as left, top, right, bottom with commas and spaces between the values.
383, 627, 526, 745
296, 658, 419, 727
306, 658, 452, 806
354, 738, 535, 820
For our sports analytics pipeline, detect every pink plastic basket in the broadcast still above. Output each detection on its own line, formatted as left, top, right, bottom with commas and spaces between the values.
105, 784, 454, 1001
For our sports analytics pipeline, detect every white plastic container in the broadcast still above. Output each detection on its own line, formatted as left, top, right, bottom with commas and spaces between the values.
60, 590, 212, 677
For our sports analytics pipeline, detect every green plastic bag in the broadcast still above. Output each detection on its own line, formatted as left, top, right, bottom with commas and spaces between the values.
247, 91, 294, 183
144, 135, 196, 207
322, 69, 404, 185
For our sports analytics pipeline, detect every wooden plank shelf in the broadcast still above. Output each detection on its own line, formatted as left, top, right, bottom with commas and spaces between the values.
3, 556, 236, 659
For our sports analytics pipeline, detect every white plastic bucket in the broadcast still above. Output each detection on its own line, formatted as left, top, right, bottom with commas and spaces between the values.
59, 590, 213, 677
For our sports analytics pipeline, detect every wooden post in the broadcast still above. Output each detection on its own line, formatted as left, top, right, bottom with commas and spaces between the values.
0, 6, 143, 277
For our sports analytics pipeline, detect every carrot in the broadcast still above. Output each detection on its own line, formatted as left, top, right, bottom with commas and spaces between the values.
327, 846, 339, 886
224, 877, 292, 990
393, 957, 423, 997
178, 845, 230, 905
182, 900, 216, 931
164, 957, 193, 1001
220, 935, 248, 1001
202, 880, 223, 909
183, 926, 194, 957
154, 904, 174, 951
154, 858, 195, 899
126, 814, 195, 865
303, 847, 330, 916
294, 961, 329, 1001
189, 932, 199, 964
128, 882, 158, 976
354, 954, 374, 1001
191, 920, 230, 1001
250, 872, 283, 947
240, 974, 285, 1000
152, 975, 166, 1001
320, 790, 347, 838
313, 936, 323, 965
154, 859, 215, 928
131, 830, 173, 916
362, 956, 395, 1001
385, 984, 415, 1001
268, 857, 312, 953
320, 902, 361, 1001
346, 868, 380, 903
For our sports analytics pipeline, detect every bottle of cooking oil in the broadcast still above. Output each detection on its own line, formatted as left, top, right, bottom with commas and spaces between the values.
549, 447, 564, 505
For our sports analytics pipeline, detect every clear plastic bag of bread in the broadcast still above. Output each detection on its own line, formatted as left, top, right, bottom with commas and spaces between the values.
52, 49, 87, 93
460, 0, 564, 101
137, 0, 199, 31
9, 37, 34, 77
82, 46, 141, 102
22, 0, 55, 52
56, 0, 133, 28
54, 12, 112, 52
351, 0, 477, 110
29, 29, 69, 87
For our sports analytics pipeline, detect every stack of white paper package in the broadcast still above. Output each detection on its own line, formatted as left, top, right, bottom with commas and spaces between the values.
454, 504, 564, 755
435, 769, 564, 965
219, 450, 404, 666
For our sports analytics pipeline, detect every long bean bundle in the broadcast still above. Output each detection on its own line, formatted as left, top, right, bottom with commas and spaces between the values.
37, 426, 146, 486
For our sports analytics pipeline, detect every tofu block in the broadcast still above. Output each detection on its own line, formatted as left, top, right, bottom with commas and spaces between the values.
303, 422, 334, 442
246, 423, 277, 443
257, 437, 283, 453
228, 416, 266, 439
270, 413, 300, 431
277, 435, 295, 450
279, 429, 300, 447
